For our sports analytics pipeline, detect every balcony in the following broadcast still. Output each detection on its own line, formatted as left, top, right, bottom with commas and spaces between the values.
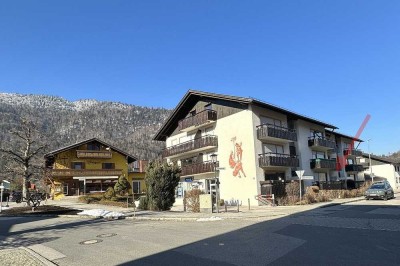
345, 164, 364, 173
256, 124, 297, 142
178, 110, 217, 132
181, 161, 219, 177
308, 137, 336, 150
310, 159, 337, 170
76, 150, 112, 159
50, 169, 123, 177
259, 153, 299, 168
162, 135, 218, 159
343, 149, 363, 157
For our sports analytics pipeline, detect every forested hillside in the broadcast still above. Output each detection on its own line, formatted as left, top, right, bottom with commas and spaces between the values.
0, 93, 171, 161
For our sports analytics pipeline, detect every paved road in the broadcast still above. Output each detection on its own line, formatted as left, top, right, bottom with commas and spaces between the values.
1, 197, 400, 265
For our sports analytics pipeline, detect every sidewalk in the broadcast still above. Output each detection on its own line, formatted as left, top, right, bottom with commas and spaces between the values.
41, 195, 370, 221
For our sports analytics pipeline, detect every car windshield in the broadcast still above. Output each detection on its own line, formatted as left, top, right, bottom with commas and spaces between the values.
370, 184, 384, 189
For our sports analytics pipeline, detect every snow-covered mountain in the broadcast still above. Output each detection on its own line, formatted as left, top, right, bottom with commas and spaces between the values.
0, 92, 171, 160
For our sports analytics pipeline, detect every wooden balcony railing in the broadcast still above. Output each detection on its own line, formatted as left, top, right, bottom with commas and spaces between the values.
308, 137, 336, 150
256, 124, 297, 141
310, 159, 337, 170
345, 164, 364, 172
162, 135, 218, 158
76, 150, 112, 159
181, 161, 219, 176
50, 169, 123, 177
178, 110, 217, 131
343, 149, 363, 157
258, 153, 299, 168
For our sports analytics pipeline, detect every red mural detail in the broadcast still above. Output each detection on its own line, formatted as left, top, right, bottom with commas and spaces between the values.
229, 137, 246, 178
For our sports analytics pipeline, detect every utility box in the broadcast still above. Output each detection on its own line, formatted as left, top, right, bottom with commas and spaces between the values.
199, 194, 212, 213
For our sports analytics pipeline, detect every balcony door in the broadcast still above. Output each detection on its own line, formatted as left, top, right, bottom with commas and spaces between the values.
263, 144, 284, 155
261, 116, 282, 127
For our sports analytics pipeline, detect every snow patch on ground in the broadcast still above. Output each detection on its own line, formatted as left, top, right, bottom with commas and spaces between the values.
196, 216, 223, 222
77, 209, 125, 218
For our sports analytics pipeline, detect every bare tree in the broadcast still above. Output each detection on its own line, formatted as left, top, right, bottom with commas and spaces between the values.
0, 117, 47, 198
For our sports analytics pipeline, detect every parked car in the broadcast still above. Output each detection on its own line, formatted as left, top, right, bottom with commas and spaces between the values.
365, 181, 394, 200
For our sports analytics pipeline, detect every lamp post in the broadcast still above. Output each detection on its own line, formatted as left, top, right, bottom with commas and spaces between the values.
210, 153, 219, 213
368, 139, 373, 183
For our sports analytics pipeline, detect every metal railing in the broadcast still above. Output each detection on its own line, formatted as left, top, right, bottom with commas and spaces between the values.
345, 164, 364, 172
256, 124, 297, 141
258, 153, 299, 168
178, 110, 217, 131
310, 158, 337, 170
162, 135, 218, 158
343, 149, 363, 157
308, 137, 336, 149
181, 160, 219, 176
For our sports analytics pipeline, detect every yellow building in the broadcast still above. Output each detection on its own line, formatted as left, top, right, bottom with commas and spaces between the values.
128, 160, 148, 195
44, 138, 137, 197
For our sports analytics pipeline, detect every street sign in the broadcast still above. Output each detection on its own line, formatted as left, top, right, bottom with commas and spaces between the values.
301, 176, 314, 180
184, 177, 193, 182
0, 186, 4, 189
2, 180, 10, 190
295, 170, 305, 179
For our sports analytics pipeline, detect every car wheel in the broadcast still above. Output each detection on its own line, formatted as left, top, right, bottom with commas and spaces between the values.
384, 194, 388, 201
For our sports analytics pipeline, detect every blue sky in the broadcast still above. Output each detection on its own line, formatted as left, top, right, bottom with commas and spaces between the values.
0, 1, 399, 155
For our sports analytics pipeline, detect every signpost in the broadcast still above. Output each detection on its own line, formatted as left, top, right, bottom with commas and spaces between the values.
0, 180, 10, 213
295, 170, 305, 201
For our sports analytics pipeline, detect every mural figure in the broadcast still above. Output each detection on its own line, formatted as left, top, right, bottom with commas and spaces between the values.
229, 137, 246, 178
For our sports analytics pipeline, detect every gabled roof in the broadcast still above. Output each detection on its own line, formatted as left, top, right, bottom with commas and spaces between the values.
44, 138, 137, 163
361, 153, 397, 164
154, 90, 338, 141
327, 130, 364, 142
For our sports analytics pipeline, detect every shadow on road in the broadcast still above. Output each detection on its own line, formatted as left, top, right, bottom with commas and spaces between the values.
117, 202, 400, 266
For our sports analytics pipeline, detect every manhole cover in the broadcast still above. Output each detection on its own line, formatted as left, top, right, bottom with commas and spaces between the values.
79, 239, 103, 245
97, 233, 117, 238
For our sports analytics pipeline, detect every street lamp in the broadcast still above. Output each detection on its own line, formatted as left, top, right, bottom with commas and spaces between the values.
210, 153, 219, 213
367, 139, 373, 183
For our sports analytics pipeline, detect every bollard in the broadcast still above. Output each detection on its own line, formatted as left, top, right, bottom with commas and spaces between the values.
248, 198, 250, 210
6, 197, 9, 208
225, 205, 227, 212
237, 201, 239, 213
126, 197, 129, 208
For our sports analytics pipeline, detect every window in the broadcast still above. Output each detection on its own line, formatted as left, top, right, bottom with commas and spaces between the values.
190, 110, 196, 116
102, 163, 115, 169
132, 181, 141, 194
71, 162, 85, 169
204, 103, 212, 110
312, 151, 325, 159
310, 130, 323, 138
264, 144, 284, 155
204, 127, 214, 136
87, 143, 100, 150
260, 116, 282, 127
314, 173, 327, 182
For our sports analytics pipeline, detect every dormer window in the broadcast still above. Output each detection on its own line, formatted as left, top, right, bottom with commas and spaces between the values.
87, 143, 100, 150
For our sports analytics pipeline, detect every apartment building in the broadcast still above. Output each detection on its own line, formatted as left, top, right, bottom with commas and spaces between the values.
154, 90, 364, 206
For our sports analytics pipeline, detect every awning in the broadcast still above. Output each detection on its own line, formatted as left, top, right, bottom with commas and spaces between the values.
73, 176, 119, 180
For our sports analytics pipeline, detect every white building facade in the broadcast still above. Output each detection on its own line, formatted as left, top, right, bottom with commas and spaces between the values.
154, 90, 365, 206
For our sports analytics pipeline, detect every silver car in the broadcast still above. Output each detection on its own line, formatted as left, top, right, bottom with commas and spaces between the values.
365, 181, 394, 200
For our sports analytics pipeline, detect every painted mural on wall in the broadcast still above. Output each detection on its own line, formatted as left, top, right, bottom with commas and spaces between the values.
229, 137, 247, 178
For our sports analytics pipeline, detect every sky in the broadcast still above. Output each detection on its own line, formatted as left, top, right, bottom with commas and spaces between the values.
0, 1, 399, 155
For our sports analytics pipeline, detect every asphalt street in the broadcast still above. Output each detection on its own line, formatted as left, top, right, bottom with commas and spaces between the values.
1, 197, 400, 265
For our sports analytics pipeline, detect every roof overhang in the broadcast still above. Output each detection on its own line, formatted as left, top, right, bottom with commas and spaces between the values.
153, 90, 338, 141
44, 138, 137, 163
